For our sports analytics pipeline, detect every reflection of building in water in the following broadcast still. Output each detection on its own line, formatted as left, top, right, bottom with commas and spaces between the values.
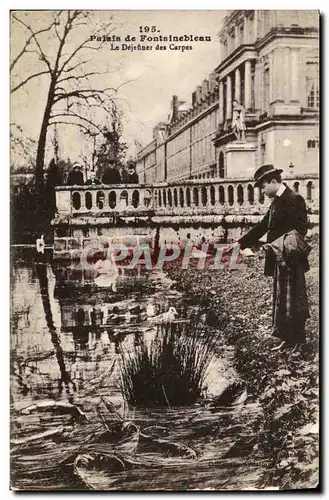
52, 261, 168, 357
52, 260, 178, 355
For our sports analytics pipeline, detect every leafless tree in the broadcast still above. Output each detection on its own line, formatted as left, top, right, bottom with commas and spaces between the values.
10, 10, 125, 192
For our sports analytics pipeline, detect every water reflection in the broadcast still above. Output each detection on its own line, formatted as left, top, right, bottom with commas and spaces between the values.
10, 250, 265, 491
36, 263, 76, 395
11, 251, 184, 404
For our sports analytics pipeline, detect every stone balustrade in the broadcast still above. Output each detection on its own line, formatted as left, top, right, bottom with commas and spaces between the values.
55, 184, 153, 216
55, 174, 319, 219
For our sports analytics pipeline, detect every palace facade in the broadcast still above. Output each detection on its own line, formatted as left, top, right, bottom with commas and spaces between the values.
135, 10, 319, 183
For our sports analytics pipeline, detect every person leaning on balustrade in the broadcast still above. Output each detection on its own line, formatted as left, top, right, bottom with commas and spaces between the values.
85, 171, 101, 185
228, 164, 310, 350
102, 158, 122, 184
126, 160, 139, 184
67, 163, 84, 185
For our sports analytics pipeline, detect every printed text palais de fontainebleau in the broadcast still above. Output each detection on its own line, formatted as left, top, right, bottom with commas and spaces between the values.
90, 26, 212, 53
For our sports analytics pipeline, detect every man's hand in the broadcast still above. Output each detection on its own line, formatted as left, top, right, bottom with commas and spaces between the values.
224, 242, 241, 253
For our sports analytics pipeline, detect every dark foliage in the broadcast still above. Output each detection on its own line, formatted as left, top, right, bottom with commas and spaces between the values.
120, 321, 220, 407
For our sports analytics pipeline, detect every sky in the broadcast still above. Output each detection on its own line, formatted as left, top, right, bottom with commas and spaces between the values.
10, 10, 228, 166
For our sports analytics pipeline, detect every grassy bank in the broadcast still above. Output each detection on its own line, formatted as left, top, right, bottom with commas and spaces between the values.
166, 234, 319, 490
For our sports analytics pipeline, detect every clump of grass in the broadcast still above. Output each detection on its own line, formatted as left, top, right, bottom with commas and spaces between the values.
120, 321, 219, 407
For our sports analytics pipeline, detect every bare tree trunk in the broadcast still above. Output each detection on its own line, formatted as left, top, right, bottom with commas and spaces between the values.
35, 78, 56, 193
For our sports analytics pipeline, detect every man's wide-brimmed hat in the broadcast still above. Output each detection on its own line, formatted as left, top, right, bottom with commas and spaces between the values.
254, 164, 283, 187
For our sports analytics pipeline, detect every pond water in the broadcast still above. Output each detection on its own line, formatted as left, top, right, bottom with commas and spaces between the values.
10, 248, 268, 491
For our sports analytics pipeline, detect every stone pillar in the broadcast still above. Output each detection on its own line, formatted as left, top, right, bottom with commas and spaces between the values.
234, 26, 238, 49
243, 16, 248, 44
56, 190, 71, 214
254, 10, 258, 41
226, 75, 232, 119
244, 60, 252, 110
268, 52, 274, 105
290, 49, 300, 102
254, 61, 262, 112
235, 68, 241, 103
283, 48, 290, 103
219, 80, 224, 123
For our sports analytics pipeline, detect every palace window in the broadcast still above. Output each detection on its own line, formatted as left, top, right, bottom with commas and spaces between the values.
219, 151, 225, 178
260, 135, 266, 164
306, 60, 319, 108
251, 63, 255, 111
307, 181, 313, 201
307, 139, 319, 148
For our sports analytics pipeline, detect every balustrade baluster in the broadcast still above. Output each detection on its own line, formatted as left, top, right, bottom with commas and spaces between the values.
206, 186, 211, 207
79, 190, 86, 211
127, 189, 133, 207
102, 189, 109, 209
214, 183, 220, 205
139, 189, 144, 206
91, 190, 97, 210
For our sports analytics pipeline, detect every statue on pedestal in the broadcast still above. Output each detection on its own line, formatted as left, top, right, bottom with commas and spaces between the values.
232, 99, 246, 142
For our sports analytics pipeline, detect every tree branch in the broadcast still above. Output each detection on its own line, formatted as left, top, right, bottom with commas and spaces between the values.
50, 112, 103, 132
53, 87, 116, 104
48, 120, 96, 135
57, 70, 116, 84
10, 17, 57, 71
11, 13, 54, 75
59, 17, 114, 73
11, 70, 50, 93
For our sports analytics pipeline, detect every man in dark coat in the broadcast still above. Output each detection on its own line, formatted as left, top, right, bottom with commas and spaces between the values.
126, 161, 139, 184
102, 159, 121, 184
67, 163, 84, 185
235, 164, 309, 348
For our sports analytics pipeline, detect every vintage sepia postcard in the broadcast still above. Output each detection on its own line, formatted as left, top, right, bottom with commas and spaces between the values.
10, 10, 319, 491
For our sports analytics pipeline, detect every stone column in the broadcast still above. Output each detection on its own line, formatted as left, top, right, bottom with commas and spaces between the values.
290, 49, 300, 102
219, 80, 224, 123
268, 52, 274, 105
244, 60, 252, 110
226, 75, 232, 120
283, 48, 290, 103
254, 10, 258, 42
243, 16, 248, 44
234, 25, 238, 49
235, 68, 241, 103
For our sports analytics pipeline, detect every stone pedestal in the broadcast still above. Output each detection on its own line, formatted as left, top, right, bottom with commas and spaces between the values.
270, 102, 301, 115
223, 142, 257, 178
